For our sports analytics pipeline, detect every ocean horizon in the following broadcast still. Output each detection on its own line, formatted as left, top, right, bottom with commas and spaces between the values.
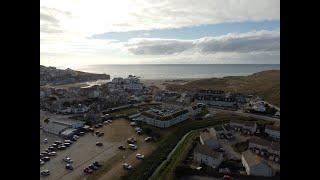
74, 64, 280, 80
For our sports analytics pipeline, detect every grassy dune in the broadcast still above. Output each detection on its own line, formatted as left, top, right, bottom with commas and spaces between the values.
167, 70, 280, 107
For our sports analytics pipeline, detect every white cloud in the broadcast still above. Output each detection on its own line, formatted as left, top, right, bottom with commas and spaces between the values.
40, 0, 280, 65
124, 30, 280, 55
40, 0, 279, 36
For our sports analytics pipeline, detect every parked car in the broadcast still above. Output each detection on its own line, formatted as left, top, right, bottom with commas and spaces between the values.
95, 131, 100, 135
41, 156, 50, 162
223, 175, 233, 180
63, 157, 73, 163
136, 154, 144, 159
40, 159, 45, 165
129, 144, 138, 150
79, 131, 85, 136
98, 123, 103, 127
96, 142, 103, 146
65, 164, 74, 170
48, 151, 57, 156
127, 137, 136, 144
122, 163, 132, 170
118, 145, 126, 150
93, 161, 102, 167
89, 164, 99, 170
40, 170, 50, 176
97, 132, 104, 137
83, 167, 93, 174
64, 142, 71, 147
57, 145, 67, 150
144, 137, 153, 142
43, 139, 48, 143
94, 125, 100, 128
88, 128, 94, 132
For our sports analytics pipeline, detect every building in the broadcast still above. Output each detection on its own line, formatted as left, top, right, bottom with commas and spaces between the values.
248, 138, 280, 159
241, 150, 273, 177
50, 119, 85, 129
188, 103, 203, 117
108, 75, 144, 93
199, 128, 220, 150
265, 125, 280, 139
194, 144, 223, 168
194, 89, 237, 108
42, 121, 69, 135
230, 120, 257, 134
138, 104, 190, 128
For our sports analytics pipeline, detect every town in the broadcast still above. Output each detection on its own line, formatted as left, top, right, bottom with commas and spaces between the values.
40, 67, 280, 180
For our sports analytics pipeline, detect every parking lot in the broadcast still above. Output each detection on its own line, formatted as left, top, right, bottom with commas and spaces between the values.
40, 119, 157, 180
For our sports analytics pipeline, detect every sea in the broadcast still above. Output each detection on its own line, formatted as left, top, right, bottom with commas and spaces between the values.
75, 64, 280, 80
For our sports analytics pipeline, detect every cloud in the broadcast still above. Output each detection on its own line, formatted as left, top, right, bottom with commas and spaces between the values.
124, 30, 279, 55
40, 7, 71, 34
40, 0, 279, 36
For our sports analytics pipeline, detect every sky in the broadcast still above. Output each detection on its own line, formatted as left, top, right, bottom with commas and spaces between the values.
40, 0, 280, 68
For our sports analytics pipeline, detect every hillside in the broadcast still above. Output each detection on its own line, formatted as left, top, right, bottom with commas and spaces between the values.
40, 65, 110, 86
167, 70, 280, 106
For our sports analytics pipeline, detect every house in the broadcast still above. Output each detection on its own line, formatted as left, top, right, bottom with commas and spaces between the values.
199, 128, 220, 150
248, 138, 280, 158
194, 89, 237, 108
241, 150, 273, 177
230, 120, 257, 134
194, 144, 223, 168
265, 125, 280, 139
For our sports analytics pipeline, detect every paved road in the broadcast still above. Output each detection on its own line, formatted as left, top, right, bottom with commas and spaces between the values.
209, 108, 280, 123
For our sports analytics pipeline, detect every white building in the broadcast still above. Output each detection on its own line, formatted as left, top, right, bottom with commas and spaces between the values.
241, 150, 273, 177
108, 76, 143, 92
42, 122, 69, 135
194, 144, 223, 168
137, 106, 189, 128
199, 128, 220, 150
50, 119, 85, 129
265, 125, 280, 139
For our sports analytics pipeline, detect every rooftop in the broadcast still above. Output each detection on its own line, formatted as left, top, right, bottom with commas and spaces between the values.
200, 128, 217, 141
194, 144, 222, 158
265, 124, 280, 131
249, 137, 280, 151
242, 150, 264, 167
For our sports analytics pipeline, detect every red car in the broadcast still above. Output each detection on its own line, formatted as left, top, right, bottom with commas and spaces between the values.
223, 175, 233, 180
83, 167, 93, 174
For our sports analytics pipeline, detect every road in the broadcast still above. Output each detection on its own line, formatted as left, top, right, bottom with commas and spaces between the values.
209, 108, 280, 123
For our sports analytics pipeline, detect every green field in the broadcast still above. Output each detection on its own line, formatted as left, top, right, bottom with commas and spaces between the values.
167, 70, 280, 107
151, 130, 198, 180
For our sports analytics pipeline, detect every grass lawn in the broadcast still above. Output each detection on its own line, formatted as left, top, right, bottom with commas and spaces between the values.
151, 130, 199, 180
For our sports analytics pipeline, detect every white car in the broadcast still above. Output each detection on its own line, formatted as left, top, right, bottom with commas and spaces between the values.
122, 163, 132, 170
136, 154, 144, 159
40, 159, 45, 165
48, 151, 57, 156
63, 157, 73, 163
128, 144, 137, 150
43, 139, 48, 143
40, 169, 50, 176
